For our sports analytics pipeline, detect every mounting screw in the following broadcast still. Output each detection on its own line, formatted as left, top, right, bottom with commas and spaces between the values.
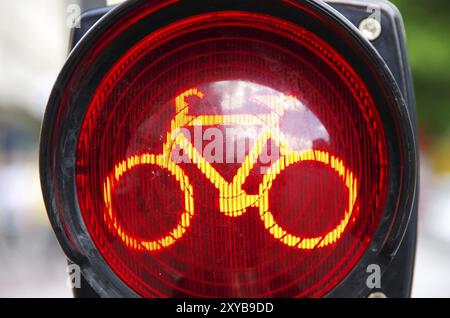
358, 17, 382, 41
368, 291, 387, 298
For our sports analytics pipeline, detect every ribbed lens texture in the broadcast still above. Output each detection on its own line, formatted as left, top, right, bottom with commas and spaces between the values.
76, 12, 388, 297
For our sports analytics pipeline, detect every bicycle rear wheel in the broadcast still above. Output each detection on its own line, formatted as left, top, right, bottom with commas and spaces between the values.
258, 149, 357, 249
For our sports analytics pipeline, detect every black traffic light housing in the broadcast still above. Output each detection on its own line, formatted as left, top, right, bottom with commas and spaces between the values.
46, 0, 418, 298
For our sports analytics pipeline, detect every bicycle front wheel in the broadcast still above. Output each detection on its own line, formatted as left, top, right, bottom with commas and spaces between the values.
102, 154, 194, 252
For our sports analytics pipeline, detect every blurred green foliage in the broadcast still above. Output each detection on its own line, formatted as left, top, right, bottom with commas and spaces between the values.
391, 0, 450, 137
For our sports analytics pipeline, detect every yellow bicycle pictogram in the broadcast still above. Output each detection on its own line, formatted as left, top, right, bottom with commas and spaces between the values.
102, 88, 358, 252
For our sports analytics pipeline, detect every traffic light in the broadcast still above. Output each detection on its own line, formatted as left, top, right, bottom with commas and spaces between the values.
40, 0, 418, 298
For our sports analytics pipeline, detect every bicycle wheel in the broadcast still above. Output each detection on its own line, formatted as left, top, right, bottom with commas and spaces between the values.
258, 149, 357, 249
102, 154, 194, 251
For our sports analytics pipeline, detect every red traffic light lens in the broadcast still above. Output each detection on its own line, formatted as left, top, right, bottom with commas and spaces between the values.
76, 11, 388, 297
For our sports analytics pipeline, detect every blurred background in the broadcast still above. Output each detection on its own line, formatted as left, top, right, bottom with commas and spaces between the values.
0, 0, 448, 297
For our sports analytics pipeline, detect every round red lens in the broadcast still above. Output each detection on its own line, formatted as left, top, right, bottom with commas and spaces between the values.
76, 12, 388, 297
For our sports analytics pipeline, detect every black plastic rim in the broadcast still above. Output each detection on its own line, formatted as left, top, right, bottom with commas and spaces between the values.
40, 0, 418, 298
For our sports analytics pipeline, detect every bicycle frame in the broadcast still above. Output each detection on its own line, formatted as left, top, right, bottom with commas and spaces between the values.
102, 88, 357, 252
